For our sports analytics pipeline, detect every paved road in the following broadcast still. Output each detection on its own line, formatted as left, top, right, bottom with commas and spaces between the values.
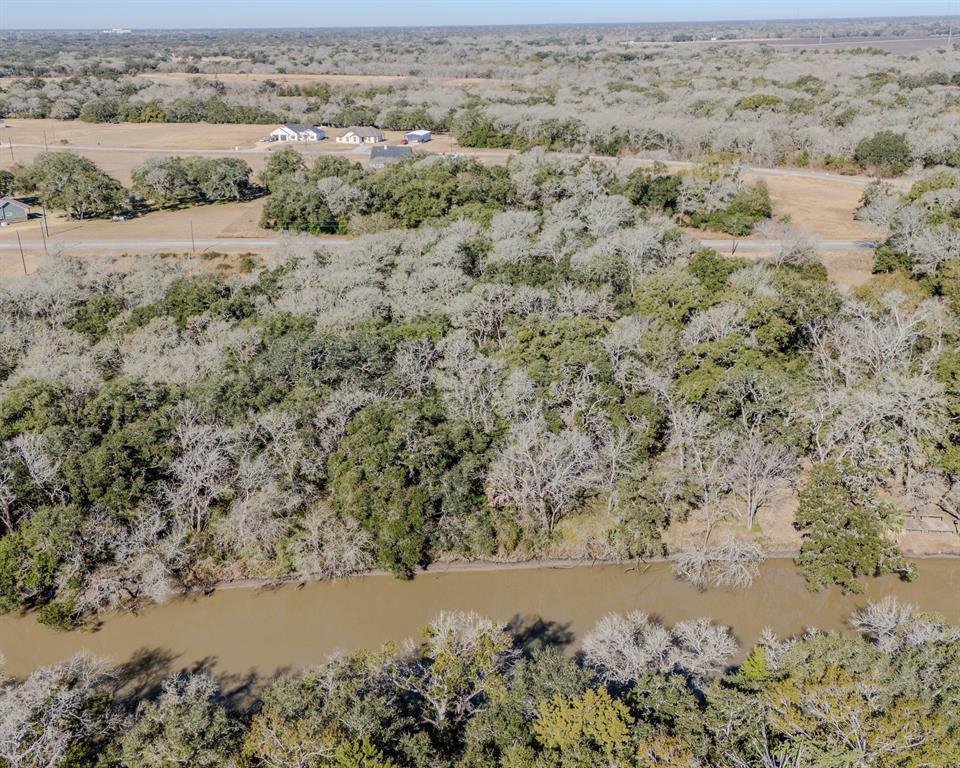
4, 141, 887, 187
0, 236, 878, 253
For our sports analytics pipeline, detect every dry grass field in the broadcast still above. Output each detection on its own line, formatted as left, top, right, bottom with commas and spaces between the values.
744, 172, 882, 241
0, 119, 460, 183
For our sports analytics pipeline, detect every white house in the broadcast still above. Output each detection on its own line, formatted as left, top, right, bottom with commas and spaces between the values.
405, 129, 432, 144
336, 126, 385, 144
269, 124, 326, 142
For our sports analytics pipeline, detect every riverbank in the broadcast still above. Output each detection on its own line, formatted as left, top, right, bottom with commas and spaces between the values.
204, 545, 960, 593
3, 558, 960, 685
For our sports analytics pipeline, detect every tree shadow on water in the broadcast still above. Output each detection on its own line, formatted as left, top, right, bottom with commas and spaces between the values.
110, 647, 180, 705
110, 648, 290, 712
507, 614, 575, 655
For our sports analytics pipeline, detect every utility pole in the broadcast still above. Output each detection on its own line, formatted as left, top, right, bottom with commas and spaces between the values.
16, 231, 27, 276
39, 216, 49, 258
41, 204, 50, 237
7, 140, 14, 163
190, 220, 196, 254
43, 130, 49, 151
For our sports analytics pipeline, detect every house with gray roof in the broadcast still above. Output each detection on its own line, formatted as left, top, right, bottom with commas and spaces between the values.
0, 198, 29, 225
369, 145, 413, 169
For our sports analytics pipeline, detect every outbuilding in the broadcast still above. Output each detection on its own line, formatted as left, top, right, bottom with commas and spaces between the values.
405, 129, 432, 144
268, 124, 326, 142
0, 198, 30, 225
337, 126, 385, 144
369, 145, 413, 169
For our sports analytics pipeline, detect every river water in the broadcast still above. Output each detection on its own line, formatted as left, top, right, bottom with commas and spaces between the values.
2, 559, 959, 683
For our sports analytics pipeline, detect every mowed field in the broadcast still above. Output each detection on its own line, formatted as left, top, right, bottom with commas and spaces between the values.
0, 118, 460, 183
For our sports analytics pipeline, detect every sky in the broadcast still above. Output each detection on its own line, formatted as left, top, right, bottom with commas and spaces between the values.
0, 0, 954, 30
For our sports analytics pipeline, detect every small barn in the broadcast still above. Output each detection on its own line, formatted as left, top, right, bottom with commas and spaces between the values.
0, 198, 29, 225
269, 124, 326, 142
369, 145, 413, 169
337, 126, 385, 144
405, 129, 432, 144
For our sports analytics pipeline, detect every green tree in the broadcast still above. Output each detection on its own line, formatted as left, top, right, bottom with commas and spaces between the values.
0, 168, 14, 196
119, 675, 240, 768
325, 739, 397, 768
131, 157, 196, 206
260, 172, 339, 233
764, 666, 958, 767
794, 462, 913, 592
534, 687, 635, 768
185, 157, 253, 201
855, 131, 913, 176
327, 399, 490, 577
621, 167, 682, 213
0, 505, 83, 616
259, 146, 307, 191
14, 152, 126, 220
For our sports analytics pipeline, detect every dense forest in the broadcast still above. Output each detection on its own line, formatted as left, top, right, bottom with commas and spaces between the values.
3, 601, 960, 767
2, 146, 959, 627
2, 20, 960, 171
2, 16, 960, 768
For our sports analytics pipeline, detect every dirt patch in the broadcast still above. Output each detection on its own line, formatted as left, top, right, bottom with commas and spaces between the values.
748, 172, 881, 241
821, 249, 876, 290
0, 119, 269, 151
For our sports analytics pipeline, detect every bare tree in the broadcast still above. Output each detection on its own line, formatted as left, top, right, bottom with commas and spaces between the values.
582, 611, 738, 687
289, 505, 374, 580
729, 435, 795, 529
669, 617, 738, 682
671, 537, 766, 590
487, 414, 598, 535
754, 220, 821, 268
164, 408, 236, 533
581, 611, 674, 683
397, 611, 515, 728
432, 331, 506, 433
392, 339, 438, 397
850, 596, 949, 653
8, 433, 64, 502
0, 653, 112, 768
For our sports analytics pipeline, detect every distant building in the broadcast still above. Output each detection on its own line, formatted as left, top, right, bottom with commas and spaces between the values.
405, 129, 432, 144
268, 124, 326, 142
337, 126, 385, 144
369, 145, 413, 169
0, 198, 30, 225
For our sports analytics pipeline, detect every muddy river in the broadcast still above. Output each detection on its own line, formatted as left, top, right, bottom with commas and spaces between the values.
2, 559, 959, 685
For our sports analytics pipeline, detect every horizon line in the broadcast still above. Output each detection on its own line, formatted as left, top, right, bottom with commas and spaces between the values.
1, 13, 956, 33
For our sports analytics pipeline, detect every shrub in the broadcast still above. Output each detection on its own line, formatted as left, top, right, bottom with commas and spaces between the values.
854, 131, 912, 176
